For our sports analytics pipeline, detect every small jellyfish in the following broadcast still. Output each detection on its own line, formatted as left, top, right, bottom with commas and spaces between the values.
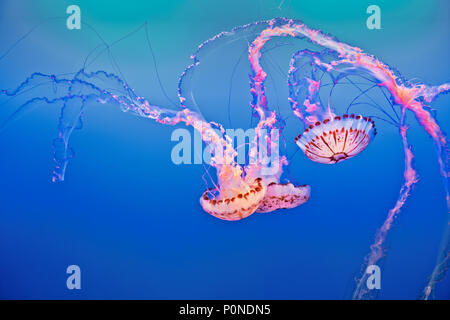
244, 17, 450, 298
294, 115, 376, 164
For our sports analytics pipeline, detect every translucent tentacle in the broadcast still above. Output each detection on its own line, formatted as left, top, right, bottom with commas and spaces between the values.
353, 118, 418, 299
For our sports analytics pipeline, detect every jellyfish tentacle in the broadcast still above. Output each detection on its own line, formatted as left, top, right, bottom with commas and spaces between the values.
248, 18, 450, 297
353, 118, 418, 300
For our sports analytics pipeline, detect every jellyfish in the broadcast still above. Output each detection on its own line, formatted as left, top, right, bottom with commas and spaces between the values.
1, 17, 449, 299
200, 177, 267, 220
176, 21, 312, 215
182, 17, 450, 298
0, 20, 312, 223
242, 17, 449, 299
255, 181, 311, 213
293, 114, 376, 164
18, 71, 280, 221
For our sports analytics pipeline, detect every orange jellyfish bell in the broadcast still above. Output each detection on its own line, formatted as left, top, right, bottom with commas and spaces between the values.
295, 114, 376, 164
200, 178, 267, 221
256, 182, 311, 213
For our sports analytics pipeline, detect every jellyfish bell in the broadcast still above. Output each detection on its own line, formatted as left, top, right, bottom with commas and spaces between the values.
295, 114, 376, 164
246, 162, 311, 214
256, 182, 311, 213
200, 178, 267, 221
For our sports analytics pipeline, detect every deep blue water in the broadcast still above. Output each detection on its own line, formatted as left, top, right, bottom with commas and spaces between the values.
0, 0, 449, 299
